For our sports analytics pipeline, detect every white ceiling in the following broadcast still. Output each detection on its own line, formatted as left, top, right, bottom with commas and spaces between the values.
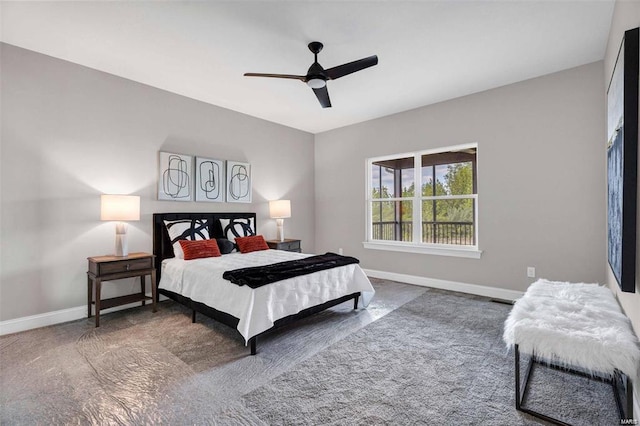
1, 1, 614, 134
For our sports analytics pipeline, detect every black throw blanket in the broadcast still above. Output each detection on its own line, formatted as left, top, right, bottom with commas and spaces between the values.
222, 252, 360, 289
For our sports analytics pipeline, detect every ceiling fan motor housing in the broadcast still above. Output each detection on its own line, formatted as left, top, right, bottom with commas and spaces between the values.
307, 62, 327, 83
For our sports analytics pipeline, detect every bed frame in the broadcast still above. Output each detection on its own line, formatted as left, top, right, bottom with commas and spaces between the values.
152, 212, 360, 355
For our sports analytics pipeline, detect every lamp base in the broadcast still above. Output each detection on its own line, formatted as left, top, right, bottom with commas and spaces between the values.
276, 218, 285, 242
115, 222, 129, 257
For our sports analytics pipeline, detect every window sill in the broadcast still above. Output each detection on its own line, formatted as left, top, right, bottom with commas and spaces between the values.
362, 241, 482, 259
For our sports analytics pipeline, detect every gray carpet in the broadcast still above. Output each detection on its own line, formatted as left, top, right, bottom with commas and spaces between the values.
0, 281, 620, 425
243, 290, 618, 425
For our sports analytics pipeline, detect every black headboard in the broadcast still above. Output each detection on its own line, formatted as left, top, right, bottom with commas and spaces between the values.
152, 212, 257, 283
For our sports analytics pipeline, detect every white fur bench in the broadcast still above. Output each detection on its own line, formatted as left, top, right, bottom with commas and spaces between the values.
503, 279, 640, 425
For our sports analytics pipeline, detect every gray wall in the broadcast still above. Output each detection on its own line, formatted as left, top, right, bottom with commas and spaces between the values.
0, 43, 315, 321
315, 62, 606, 292
604, 0, 640, 335
0, 41, 615, 323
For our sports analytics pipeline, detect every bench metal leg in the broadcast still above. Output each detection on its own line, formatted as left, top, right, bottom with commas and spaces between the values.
515, 344, 520, 410
515, 345, 571, 425
250, 337, 257, 355
513, 344, 634, 425
613, 370, 635, 423
626, 377, 634, 421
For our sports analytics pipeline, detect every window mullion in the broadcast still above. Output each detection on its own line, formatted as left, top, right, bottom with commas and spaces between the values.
413, 154, 421, 243
366, 161, 372, 240
395, 168, 402, 241
432, 163, 437, 244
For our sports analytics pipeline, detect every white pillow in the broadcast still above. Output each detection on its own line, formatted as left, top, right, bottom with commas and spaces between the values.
219, 217, 255, 251
164, 219, 210, 259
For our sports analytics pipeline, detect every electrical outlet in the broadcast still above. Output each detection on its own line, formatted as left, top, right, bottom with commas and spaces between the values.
338, 248, 344, 255
527, 267, 536, 278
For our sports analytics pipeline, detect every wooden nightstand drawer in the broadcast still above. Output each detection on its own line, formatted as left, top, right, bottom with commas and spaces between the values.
266, 239, 301, 253
99, 258, 152, 274
281, 240, 300, 251
88, 252, 154, 276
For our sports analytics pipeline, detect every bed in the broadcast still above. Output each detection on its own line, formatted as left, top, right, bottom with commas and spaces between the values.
153, 212, 375, 355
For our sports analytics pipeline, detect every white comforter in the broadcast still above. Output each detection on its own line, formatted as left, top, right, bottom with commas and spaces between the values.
159, 249, 375, 343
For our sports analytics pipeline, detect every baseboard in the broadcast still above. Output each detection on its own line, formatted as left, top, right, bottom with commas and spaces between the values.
2, 272, 520, 335
0, 293, 169, 336
363, 269, 524, 302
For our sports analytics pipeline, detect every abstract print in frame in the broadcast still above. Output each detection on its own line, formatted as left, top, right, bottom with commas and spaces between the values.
195, 157, 225, 202
158, 152, 193, 201
607, 27, 638, 293
226, 161, 252, 203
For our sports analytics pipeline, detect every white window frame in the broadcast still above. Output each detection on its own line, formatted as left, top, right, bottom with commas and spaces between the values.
363, 143, 482, 259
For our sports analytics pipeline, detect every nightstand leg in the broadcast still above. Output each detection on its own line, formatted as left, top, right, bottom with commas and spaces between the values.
151, 270, 157, 313
95, 278, 102, 328
87, 277, 93, 318
140, 275, 146, 307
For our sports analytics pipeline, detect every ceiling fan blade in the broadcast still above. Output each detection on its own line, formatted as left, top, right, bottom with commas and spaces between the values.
325, 55, 378, 80
244, 73, 306, 81
313, 86, 331, 108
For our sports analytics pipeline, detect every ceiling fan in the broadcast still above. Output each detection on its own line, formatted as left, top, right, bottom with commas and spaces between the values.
244, 41, 378, 108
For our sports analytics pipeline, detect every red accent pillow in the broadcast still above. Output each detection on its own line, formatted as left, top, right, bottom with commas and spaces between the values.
236, 235, 269, 254
179, 239, 221, 260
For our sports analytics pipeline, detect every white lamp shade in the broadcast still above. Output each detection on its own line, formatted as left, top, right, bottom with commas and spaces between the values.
101, 195, 140, 221
269, 199, 291, 219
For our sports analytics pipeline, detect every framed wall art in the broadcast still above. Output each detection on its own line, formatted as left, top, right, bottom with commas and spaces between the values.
195, 157, 225, 202
158, 152, 192, 201
226, 161, 252, 203
607, 27, 638, 293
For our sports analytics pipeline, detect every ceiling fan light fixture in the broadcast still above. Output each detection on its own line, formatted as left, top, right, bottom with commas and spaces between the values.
307, 78, 326, 89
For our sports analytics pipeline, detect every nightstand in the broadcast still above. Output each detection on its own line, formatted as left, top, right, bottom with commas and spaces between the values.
87, 252, 156, 327
266, 238, 301, 253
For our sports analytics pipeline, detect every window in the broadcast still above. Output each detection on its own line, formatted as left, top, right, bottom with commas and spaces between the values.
365, 144, 480, 258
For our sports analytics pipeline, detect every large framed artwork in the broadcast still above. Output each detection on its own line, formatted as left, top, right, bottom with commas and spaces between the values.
226, 161, 252, 203
195, 157, 225, 202
607, 27, 638, 293
158, 152, 193, 201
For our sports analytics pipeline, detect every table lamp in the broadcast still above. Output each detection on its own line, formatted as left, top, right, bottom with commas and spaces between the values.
269, 199, 291, 242
101, 194, 140, 257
